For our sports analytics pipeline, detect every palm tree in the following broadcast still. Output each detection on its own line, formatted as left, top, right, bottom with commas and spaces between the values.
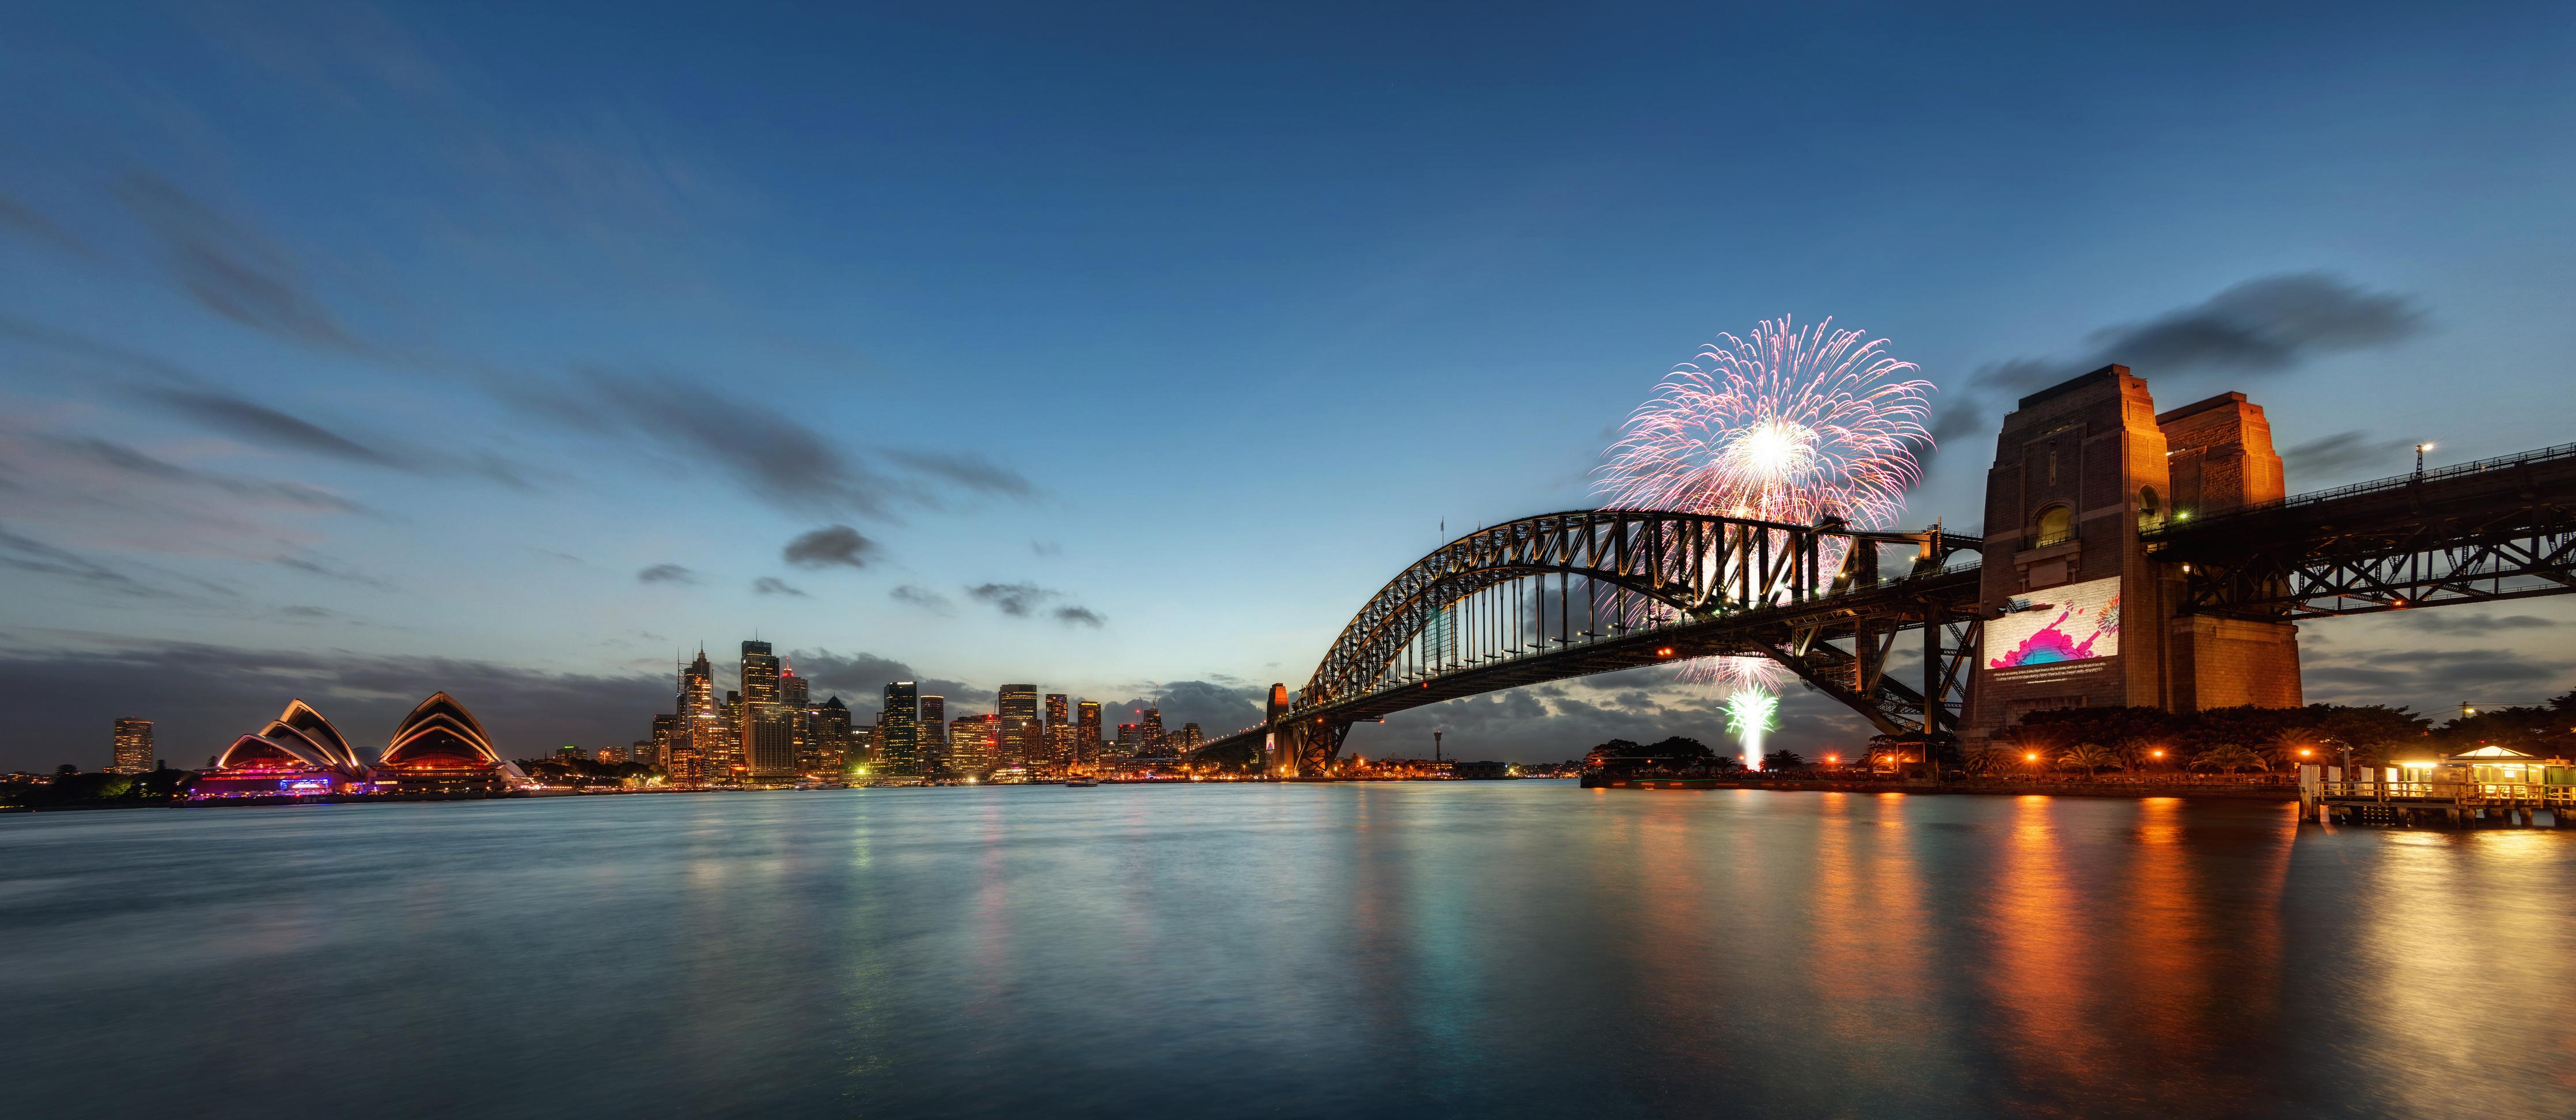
2191, 743, 2268, 774
2266, 730, 2323, 769
1961, 745, 2014, 776
2056, 741, 2122, 777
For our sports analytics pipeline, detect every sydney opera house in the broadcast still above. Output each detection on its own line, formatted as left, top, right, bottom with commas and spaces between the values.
187, 692, 531, 800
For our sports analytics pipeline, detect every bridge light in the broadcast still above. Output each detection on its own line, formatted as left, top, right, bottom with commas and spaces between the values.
1657, 647, 1675, 657
2024, 752, 2038, 762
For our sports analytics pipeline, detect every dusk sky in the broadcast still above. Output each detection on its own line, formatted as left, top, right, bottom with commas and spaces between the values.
3, 2, 2571, 769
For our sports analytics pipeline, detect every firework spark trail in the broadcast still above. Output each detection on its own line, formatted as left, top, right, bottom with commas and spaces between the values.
1725, 689, 1779, 770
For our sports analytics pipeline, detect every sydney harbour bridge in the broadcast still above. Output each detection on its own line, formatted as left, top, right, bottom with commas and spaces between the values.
1195, 367, 2576, 775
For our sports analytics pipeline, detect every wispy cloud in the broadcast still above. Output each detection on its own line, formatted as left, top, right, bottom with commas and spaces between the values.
891, 584, 953, 614
114, 169, 369, 354
1054, 605, 1106, 628
637, 563, 698, 586
965, 582, 1056, 617
0, 192, 93, 258
59, 436, 369, 514
274, 553, 396, 592
783, 525, 877, 569
0, 525, 169, 599
752, 576, 807, 597
880, 449, 1035, 499
1930, 273, 2430, 446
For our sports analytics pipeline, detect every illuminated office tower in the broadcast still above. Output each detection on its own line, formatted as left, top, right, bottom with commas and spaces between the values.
920, 694, 947, 768
779, 661, 807, 708
809, 696, 850, 773
1180, 723, 1203, 751
744, 704, 797, 780
111, 718, 153, 774
1115, 723, 1140, 755
882, 681, 921, 776
998, 684, 1038, 768
647, 713, 677, 769
741, 641, 781, 705
1043, 693, 1070, 765
948, 715, 992, 774
1142, 707, 1165, 753
1078, 701, 1103, 760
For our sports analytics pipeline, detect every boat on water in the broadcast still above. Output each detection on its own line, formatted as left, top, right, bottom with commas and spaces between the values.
1064, 778, 1098, 787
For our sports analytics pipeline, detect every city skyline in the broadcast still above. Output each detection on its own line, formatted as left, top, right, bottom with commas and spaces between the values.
4, 3, 2574, 770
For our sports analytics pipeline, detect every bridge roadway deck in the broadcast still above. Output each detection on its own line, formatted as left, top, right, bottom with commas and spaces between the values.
1201, 564, 1980, 757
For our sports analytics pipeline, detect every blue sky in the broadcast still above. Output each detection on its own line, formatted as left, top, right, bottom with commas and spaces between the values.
2, 1, 2571, 768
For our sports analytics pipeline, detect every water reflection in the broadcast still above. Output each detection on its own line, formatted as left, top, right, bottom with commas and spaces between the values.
0, 787, 2567, 1118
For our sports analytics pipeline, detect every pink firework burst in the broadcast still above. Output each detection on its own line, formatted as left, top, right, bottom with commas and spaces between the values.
1597, 316, 1933, 529
1597, 316, 1933, 688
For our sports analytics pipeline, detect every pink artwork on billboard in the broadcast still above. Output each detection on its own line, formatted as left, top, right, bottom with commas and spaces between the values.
1987, 577, 2122, 670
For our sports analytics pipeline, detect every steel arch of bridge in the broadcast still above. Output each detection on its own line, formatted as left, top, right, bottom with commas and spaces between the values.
1238, 510, 1981, 773
1304, 510, 1852, 709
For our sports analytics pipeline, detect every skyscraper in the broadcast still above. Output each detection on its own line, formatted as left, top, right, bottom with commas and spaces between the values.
647, 713, 678, 769
1044, 693, 1071, 767
948, 714, 994, 775
809, 695, 850, 774
111, 718, 153, 774
920, 694, 947, 769
882, 682, 920, 776
779, 660, 808, 708
1180, 723, 1203, 751
1142, 706, 1166, 754
741, 640, 781, 705
1115, 723, 1139, 755
677, 647, 724, 784
1077, 701, 1103, 761
998, 684, 1039, 769
745, 705, 797, 780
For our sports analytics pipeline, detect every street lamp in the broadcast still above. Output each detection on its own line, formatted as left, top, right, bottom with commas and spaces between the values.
2415, 442, 2435, 480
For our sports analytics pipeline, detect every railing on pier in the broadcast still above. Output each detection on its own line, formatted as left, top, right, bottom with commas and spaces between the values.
2316, 779, 2576, 807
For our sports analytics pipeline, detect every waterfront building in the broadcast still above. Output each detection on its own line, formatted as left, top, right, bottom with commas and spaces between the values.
1115, 723, 1140, 755
949, 714, 994, 775
111, 718, 153, 774
808, 696, 850, 773
920, 694, 947, 769
883, 682, 921, 776
647, 713, 677, 769
1044, 693, 1071, 766
374, 692, 527, 794
998, 684, 1038, 769
188, 700, 369, 798
1179, 723, 1203, 751
741, 641, 781, 705
780, 661, 808, 708
745, 704, 798, 780
1142, 707, 1165, 753
1078, 701, 1103, 760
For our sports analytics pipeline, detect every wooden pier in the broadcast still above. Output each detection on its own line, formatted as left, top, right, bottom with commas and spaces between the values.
2303, 774, 2576, 829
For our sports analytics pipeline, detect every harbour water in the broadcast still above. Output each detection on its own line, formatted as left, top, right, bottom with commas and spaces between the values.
3, 784, 2569, 1118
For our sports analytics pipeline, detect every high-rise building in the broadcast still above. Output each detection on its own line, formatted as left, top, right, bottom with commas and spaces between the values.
920, 694, 947, 769
779, 660, 808, 708
998, 684, 1039, 769
1180, 723, 1203, 751
948, 714, 994, 775
744, 704, 797, 780
1043, 693, 1070, 767
675, 648, 723, 783
1115, 723, 1140, 755
1141, 706, 1166, 754
808, 695, 850, 774
111, 718, 153, 774
741, 640, 781, 705
1077, 701, 1103, 761
647, 713, 678, 769
882, 682, 921, 776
